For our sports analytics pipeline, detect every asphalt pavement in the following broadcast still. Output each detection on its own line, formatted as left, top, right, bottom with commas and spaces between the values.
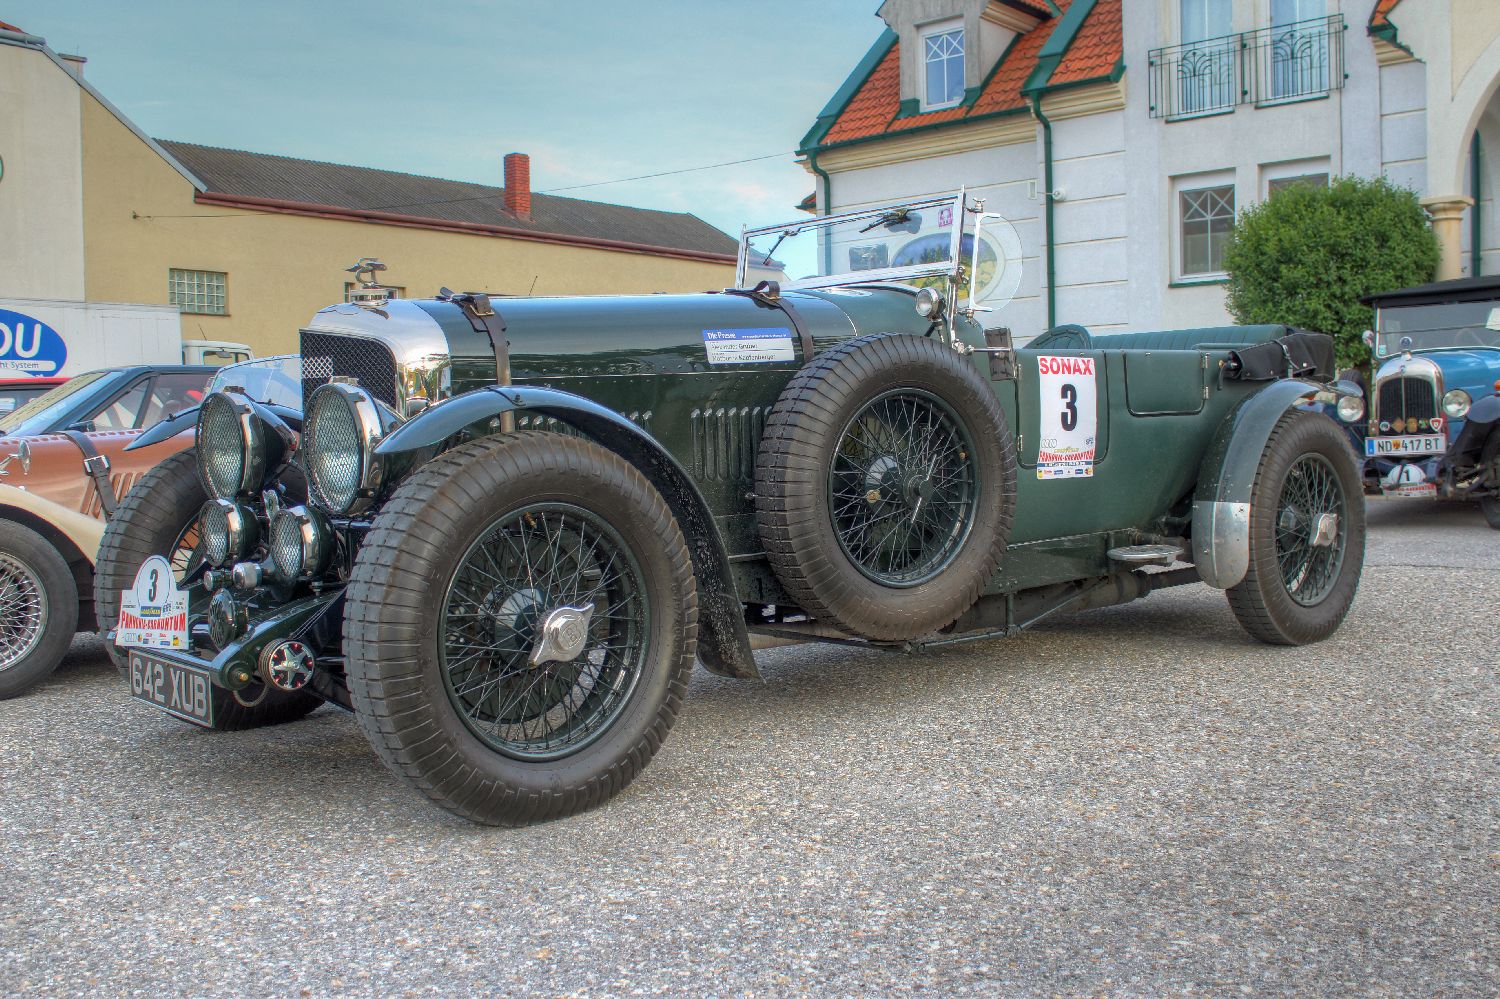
2, 497, 1496, 996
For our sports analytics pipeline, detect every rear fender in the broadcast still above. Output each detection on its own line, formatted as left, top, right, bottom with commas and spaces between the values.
1192, 379, 1322, 589
374, 386, 759, 681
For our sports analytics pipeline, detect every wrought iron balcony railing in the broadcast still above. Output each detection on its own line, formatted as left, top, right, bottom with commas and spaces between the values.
1148, 15, 1347, 120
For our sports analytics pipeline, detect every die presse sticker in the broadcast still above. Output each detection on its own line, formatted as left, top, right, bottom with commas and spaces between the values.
1036, 355, 1097, 479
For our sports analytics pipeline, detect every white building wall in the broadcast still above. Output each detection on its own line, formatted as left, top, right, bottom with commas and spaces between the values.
1379, 59, 1428, 194
817, 0, 1471, 338
0, 39, 85, 300
1050, 111, 1129, 331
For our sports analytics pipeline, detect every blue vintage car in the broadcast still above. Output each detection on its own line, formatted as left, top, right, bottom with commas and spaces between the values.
1360, 276, 1500, 527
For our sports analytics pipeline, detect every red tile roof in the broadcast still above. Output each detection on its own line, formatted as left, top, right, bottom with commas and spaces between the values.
1050, 0, 1120, 85
1370, 0, 1402, 28
0, 19, 25, 32
813, 0, 1121, 148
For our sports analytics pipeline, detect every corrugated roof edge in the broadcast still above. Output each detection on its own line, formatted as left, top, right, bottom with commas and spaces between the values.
159, 138, 733, 245
190, 191, 737, 264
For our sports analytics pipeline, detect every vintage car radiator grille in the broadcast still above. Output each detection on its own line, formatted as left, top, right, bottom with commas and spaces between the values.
1375, 376, 1437, 427
300, 330, 400, 409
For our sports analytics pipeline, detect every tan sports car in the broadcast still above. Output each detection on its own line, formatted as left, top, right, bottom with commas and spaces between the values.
0, 369, 213, 698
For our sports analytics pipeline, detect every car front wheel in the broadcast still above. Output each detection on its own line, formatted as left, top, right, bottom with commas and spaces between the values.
344, 431, 698, 825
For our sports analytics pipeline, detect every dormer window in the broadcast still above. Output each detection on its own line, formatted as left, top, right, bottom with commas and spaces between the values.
921, 19, 965, 110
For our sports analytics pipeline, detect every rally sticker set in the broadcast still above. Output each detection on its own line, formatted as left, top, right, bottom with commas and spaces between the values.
1035, 355, 1098, 479
117, 555, 189, 649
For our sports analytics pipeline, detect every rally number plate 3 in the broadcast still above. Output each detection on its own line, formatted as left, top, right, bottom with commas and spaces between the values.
1366, 435, 1445, 457
128, 651, 214, 727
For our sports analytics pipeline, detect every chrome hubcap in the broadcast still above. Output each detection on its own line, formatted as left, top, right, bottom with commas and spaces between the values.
0, 553, 46, 671
530, 604, 596, 667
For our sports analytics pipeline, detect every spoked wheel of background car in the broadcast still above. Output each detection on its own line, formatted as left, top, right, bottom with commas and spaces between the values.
1480, 435, 1500, 530
1228, 411, 1365, 645
755, 332, 1016, 641
344, 431, 697, 826
0, 521, 78, 699
93, 449, 320, 728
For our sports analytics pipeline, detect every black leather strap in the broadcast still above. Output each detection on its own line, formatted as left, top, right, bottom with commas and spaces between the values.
61, 430, 117, 518
452, 292, 510, 387
722, 281, 815, 362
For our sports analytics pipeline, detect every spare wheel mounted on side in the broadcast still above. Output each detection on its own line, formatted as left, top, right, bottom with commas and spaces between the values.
754, 332, 1016, 642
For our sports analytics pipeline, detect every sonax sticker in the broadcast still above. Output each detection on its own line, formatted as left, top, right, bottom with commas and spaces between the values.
1036, 355, 1097, 479
702, 328, 795, 364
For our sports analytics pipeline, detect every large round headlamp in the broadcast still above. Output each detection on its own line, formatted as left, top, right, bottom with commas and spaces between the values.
195, 391, 291, 499
304, 383, 386, 514
198, 499, 257, 567
269, 505, 332, 582
1442, 389, 1472, 419
1335, 395, 1365, 424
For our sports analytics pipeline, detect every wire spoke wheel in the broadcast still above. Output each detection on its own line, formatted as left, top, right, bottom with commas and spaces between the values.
169, 521, 202, 583
0, 552, 46, 672
440, 502, 650, 761
1274, 453, 1347, 606
828, 388, 979, 587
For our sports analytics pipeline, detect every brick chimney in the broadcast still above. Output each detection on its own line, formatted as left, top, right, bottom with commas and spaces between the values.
503, 153, 531, 220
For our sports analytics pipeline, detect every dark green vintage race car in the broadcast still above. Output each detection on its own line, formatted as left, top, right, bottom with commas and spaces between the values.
97, 194, 1365, 825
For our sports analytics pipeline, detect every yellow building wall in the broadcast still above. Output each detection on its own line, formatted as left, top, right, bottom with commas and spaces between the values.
79, 93, 734, 358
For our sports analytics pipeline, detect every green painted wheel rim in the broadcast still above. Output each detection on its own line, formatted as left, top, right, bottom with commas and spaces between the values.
439, 502, 649, 761
827, 388, 980, 587
1275, 453, 1347, 607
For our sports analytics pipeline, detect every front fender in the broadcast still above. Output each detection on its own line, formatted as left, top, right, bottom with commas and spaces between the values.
1192, 379, 1322, 589
375, 385, 759, 681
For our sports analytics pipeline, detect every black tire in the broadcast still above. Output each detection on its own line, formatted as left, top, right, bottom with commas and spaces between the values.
1479, 434, 1500, 530
93, 449, 320, 730
344, 431, 697, 826
754, 333, 1016, 641
0, 521, 79, 699
1228, 411, 1365, 645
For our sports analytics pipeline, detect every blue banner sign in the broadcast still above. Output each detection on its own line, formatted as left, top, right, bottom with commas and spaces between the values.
0, 309, 68, 376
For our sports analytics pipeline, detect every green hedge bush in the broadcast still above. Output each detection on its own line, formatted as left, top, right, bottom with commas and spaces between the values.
1224, 176, 1439, 369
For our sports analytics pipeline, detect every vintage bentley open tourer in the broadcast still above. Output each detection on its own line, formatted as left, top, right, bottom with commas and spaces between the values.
96, 194, 1365, 824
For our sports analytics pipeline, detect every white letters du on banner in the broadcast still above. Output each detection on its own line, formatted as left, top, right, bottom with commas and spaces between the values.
1035, 355, 1098, 479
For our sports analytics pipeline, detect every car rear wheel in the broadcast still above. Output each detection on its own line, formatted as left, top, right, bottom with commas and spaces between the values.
1228, 412, 1365, 645
93, 449, 320, 729
755, 333, 1016, 641
344, 431, 697, 825
1479, 435, 1500, 530
0, 521, 77, 700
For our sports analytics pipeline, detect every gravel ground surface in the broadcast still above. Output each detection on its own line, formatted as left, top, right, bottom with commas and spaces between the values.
1, 498, 1496, 997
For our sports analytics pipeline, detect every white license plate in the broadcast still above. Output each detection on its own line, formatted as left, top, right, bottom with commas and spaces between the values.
1365, 435, 1445, 457
128, 651, 215, 727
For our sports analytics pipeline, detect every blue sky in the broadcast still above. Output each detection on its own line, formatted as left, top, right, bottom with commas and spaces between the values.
7, 0, 883, 243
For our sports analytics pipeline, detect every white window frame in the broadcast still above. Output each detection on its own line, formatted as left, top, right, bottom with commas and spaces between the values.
1261, 157, 1332, 199
919, 18, 965, 112
168, 268, 228, 316
1172, 170, 1237, 284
